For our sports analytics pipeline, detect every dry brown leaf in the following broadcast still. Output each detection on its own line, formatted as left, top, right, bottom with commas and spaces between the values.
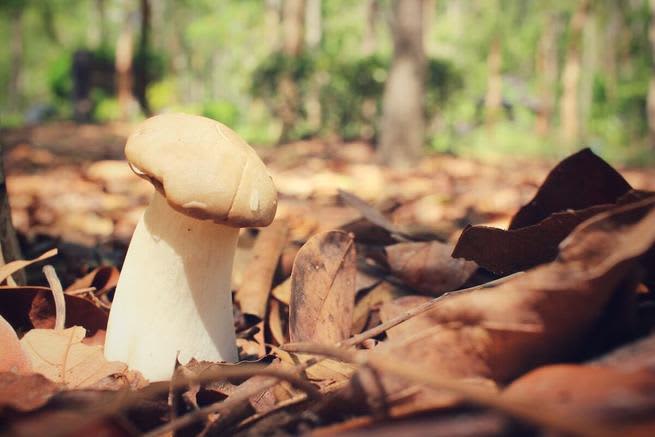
380, 197, 655, 384
268, 298, 289, 346
352, 282, 406, 335
0, 249, 58, 284
385, 241, 477, 295
509, 148, 632, 229
65, 265, 120, 295
0, 372, 59, 412
20, 326, 127, 388
236, 221, 289, 319
503, 364, 655, 436
289, 231, 357, 344
271, 277, 291, 305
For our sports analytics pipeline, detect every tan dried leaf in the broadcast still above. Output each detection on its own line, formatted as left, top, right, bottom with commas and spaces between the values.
20, 326, 127, 388
289, 231, 356, 344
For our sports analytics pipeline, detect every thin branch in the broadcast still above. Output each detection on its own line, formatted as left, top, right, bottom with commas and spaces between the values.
343, 272, 524, 347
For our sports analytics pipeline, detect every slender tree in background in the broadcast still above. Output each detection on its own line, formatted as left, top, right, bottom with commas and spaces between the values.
362, 0, 379, 56
648, 0, 655, 149
379, 0, 426, 168
560, 0, 590, 145
135, 0, 152, 116
115, 2, 137, 120
305, 0, 322, 131
536, 13, 560, 136
278, 0, 305, 144
484, 36, 503, 130
265, 0, 282, 51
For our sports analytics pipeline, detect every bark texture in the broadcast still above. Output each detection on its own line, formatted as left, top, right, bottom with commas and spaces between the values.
378, 0, 426, 168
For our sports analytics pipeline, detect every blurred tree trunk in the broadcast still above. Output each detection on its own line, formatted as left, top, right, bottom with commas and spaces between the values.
362, 0, 379, 56
0, 149, 24, 286
95, 0, 108, 47
135, 0, 152, 116
602, 1, 621, 101
265, 0, 281, 51
560, 0, 590, 145
278, 0, 305, 144
305, 0, 322, 132
579, 12, 598, 138
535, 14, 559, 136
115, 2, 138, 120
423, 0, 436, 53
378, 0, 426, 168
484, 36, 503, 130
7, 6, 24, 113
648, 0, 655, 150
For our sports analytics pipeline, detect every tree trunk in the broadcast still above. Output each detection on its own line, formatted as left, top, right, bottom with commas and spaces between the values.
362, 0, 379, 56
7, 7, 23, 113
560, 0, 590, 145
135, 0, 152, 116
378, 0, 426, 168
648, 0, 655, 150
265, 0, 281, 51
535, 14, 559, 136
278, 0, 305, 144
96, 0, 108, 47
115, 3, 138, 121
484, 36, 503, 130
0, 148, 24, 286
305, 0, 321, 49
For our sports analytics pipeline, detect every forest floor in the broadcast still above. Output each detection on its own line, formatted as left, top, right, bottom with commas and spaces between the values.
2, 122, 655, 436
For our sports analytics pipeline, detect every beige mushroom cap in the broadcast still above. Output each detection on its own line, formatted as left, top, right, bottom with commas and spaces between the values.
125, 113, 277, 227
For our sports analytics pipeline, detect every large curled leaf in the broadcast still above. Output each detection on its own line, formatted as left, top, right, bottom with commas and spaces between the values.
289, 231, 356, 344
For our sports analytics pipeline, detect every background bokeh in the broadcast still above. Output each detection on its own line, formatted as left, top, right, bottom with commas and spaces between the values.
1, 0, 653, 165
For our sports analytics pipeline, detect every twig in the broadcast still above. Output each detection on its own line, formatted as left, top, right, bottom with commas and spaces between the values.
136, 363, 320, 437
65, 286, 97, 296
343, 272, 524, 347
43, 265, 66, 330
282, 342, 614, 437
144, 273, 526, 435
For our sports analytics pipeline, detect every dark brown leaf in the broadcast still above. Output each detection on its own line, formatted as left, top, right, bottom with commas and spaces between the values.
30, 292, 108, 335
509, 148, 632, 229
452, 203, 610, 275
289, 231, 357, 343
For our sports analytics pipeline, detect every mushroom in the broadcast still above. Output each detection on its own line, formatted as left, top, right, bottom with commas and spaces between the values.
104, 113, 277, 381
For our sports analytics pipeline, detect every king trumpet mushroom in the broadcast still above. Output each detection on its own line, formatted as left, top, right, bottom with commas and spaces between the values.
104, 113, 277, 381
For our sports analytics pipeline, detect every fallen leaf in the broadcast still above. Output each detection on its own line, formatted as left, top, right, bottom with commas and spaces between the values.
0, 249, 58, 284
29, 292, 108, 335
385, 241, 477, 295
503, 364, 655, 436
65, 265, 120, 295
452, 203, 610, 275
509, 148, 632, 229
0, 315, 31, 373
20, 326, 127, 388
0, 372, 58, 412
236, 221, 289, 320
268, 298, 289, 346
379, 197, 655, 391
338, 190, 405, 243
289, 231, 357, 344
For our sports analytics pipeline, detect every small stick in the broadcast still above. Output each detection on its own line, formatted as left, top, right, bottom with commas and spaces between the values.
343, 272, 524, 347
43, 265, 66, 330
65, 286, 97, 296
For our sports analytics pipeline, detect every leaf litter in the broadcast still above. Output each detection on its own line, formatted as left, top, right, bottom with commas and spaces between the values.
2, 134, 655, 436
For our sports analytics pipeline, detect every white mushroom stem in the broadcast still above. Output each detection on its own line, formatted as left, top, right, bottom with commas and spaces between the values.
104, 191, 239, 381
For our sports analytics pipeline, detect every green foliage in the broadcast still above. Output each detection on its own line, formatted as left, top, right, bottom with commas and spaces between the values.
201, 100, 240, 127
